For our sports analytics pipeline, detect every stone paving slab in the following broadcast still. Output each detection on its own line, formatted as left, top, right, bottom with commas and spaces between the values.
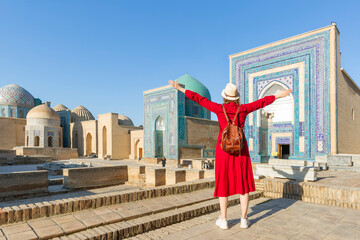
61, 191, 262, 240
0, 188, 220, 239
130, 197, 360, 240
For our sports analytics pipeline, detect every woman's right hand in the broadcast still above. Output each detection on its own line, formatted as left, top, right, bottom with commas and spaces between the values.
275, 89, 292, 99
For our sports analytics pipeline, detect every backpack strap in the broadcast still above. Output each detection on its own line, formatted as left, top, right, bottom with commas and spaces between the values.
232, 106, 241, 124
222, 105, 231, 124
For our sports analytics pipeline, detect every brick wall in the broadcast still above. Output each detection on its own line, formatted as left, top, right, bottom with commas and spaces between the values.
337, 70, 360, 154
262, 178, 360, 210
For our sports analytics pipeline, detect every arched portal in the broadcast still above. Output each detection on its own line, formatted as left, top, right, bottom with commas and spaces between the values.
258, 82, 294, 160
48, 136, 53, 147
102, 126, 107, 158
154, 116, 165, 157
10, 108, 15, 118
86, 133, 92, 156
134, 139, 140, 159
19, 109, 24, 118
73, 132, 78, 148
34, 136, 40, 147
261, 83, 293, 123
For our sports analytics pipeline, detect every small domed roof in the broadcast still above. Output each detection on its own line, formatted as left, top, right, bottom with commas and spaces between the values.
53, 104, 69, 112
176, 74, 211, 100
118, 114, 134, 126
0, 84, 35, 108
27, 103, 60, 120
71, 105, 95, 122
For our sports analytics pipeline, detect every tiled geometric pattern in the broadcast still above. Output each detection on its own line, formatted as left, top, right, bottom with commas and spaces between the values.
0, 84, 34, 108
231, 30, 331, 161
25, 117, 61, 148
144, 88, 180, 159
0, 84, 36, 118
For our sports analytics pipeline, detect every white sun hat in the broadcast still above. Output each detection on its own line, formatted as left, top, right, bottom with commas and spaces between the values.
221, 83, 239, 100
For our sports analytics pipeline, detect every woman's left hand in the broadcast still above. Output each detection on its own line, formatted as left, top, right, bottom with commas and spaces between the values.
169, 80, 185, 93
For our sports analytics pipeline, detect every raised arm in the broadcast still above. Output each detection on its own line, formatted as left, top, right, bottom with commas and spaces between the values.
243, 89, 292, 114
169, 80, 220, 113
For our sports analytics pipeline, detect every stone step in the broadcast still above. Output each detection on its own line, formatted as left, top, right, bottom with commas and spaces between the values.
52, 191, 263, 240
0, 178, 215, 225
0, 188, 222, 240
127, 197, 271, 240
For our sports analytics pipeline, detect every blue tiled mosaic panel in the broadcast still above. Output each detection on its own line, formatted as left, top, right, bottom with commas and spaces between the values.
144, 88, 179, 159
232, 31, 330, 161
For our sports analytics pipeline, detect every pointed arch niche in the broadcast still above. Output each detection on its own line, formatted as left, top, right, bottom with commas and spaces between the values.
102, 126, 107, 158
257, 82, 294, 159
154, 116, 165, 157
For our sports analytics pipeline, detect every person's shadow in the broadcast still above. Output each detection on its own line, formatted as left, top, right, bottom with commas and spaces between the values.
228, 166, 313, 228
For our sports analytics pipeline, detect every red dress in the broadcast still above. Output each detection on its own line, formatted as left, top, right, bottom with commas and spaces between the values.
185, 90, 276, 197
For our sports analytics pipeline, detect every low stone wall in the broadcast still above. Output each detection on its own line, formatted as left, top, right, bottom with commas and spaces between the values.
0, 170, 48, 198
166, 169, 186, 185
262, 178, 360, 210
0, 150, 16, 161
328, 155, 352, 166
127, 165, 145, 186
186, 169, 204, 181
63, 166, 128, 189
256, 165, 317, 181
0, 156, 52, 166
14, 147, 78, 160
145, 167, 166, 187
204, 169, 215, 179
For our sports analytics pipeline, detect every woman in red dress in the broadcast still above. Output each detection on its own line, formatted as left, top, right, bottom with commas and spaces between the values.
169, 80, 292, 229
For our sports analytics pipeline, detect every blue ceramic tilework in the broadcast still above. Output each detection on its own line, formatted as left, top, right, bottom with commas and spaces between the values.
0, 84, 35, 109
144, 88, 179, 159
178, 91, 186, 147
185, 99, 211, 120
232, 31, 331, 161
57, 111, 70, 148
259, 121, 294, 158
253, 68, 309, 159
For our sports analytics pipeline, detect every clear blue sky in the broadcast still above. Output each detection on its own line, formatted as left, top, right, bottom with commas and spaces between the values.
1, 0, 359, 126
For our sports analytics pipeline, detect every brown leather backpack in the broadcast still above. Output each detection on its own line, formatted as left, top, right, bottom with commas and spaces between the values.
220, 105, 245, 155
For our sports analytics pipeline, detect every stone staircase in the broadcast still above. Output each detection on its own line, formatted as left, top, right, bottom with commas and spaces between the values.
0, 179, 263, 240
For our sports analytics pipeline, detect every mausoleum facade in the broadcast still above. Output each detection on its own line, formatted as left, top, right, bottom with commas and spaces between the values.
143, 74, 218, 167
230, 23, 360, 162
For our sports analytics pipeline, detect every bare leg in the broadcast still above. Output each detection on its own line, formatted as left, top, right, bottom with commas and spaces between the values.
239, 193, 249, 218
219, 197, 228, 219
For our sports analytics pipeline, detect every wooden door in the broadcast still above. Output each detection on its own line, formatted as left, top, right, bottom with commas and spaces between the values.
139, 148, 143, 159
278, 144, 283, 159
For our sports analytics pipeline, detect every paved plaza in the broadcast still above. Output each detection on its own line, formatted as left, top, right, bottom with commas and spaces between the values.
129, 197, 360, 240
1, 159, 360, 239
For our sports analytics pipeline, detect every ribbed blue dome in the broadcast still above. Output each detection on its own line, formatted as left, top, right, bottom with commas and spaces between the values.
176, 74, 211, 100
0, 84, 35, 108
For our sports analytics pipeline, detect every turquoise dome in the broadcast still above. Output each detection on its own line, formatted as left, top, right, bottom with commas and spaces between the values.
176, 74, 211, 100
